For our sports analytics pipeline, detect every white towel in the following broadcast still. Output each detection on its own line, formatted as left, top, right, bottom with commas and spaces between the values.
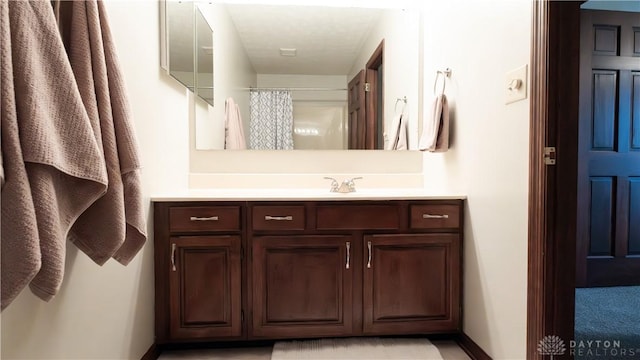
419, 94, 449, 152
385, 113, 408, 150
224, 97, 247, 150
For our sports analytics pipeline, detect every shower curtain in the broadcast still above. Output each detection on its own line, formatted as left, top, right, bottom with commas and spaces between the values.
249, 90, 294, 150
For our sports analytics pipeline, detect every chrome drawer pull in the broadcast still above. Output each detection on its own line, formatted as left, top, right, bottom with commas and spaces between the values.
422, 214, 449, 219
264, 215, 293, 221
345, 242, 351, 269
367, 241, 372, 269
190, 216, 219, 221
171, 243, 177, 272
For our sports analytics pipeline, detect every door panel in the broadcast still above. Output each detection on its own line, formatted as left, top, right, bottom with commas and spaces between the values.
362, 234, 460, 334
169, 236, 242, 339
348, 70, 365, 149
577, 10, 640, 287
592, 70, 617, 150
593, 25, 618, 54
630, 178, 640, 254
632, 73, 640, 150
589, 177, 615, 256
251, 235, 353, 338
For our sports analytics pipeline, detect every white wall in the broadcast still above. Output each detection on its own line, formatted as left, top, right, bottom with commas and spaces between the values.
420, 1, 531, 358
257, 74, 347, 102
195, 3, 257, 150
349, 8, 421, 150
0, 1, 190, 359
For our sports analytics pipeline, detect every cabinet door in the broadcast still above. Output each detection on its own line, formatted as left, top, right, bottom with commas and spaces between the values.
363, 234, 460, 334
251, 235, 353, 338
169, 236, 242, 340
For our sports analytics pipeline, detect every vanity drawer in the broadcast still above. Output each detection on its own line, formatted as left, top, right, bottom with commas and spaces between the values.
410, 204, 460, 229
169, 206, 240, 232
316, 205, 400, 230
252, 206, 306, 231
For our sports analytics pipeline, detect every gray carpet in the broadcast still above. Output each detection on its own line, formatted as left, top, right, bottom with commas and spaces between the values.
574, 286, 640, 359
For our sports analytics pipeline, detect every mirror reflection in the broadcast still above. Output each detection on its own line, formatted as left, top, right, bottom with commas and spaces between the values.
164, 1, 214, 106
191, 2, 420, 150
167, 1, 194, 91
195, 7, 214, 106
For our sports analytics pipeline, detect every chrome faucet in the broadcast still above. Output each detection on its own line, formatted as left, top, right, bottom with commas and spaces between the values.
324, 177, 339, 192
324, 177, 362, 193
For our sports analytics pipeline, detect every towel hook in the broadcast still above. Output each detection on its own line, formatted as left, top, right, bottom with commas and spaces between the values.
394, 96, 407, 114
433, 68, 451, 96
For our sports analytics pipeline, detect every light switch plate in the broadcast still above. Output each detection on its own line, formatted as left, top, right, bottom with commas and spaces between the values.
505, 64, 528, 105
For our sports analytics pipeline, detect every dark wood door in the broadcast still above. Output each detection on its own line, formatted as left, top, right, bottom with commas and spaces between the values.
348, 70, 366, 149
577, 10, 640, 287
251, 235, 353, 338
365, 41, 384, 150
169, 236, 242, 339
362, 234, 461, 334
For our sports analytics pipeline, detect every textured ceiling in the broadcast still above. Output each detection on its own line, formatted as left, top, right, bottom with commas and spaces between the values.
224, 4, 384, 75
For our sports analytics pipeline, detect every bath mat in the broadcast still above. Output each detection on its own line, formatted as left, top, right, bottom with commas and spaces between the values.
271, 337, 444, 360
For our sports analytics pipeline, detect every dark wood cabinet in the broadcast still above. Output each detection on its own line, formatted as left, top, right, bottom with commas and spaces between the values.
154, 199, 463, 345
154, 203, 245, 344
251, 235, 354, 338
169, 235, 242, 340
362, 234, 460, 335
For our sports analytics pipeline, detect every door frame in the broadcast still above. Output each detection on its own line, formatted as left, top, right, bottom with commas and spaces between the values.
365, 40, 384, 150
528, 1, 582, 358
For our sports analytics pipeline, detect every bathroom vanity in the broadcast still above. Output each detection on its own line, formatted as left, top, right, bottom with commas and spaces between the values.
153, 192, 464, 345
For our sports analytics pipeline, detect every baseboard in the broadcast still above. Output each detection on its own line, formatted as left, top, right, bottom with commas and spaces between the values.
456, 333, 492, 360
141, 343, 161, 360
143, 334, 490, 360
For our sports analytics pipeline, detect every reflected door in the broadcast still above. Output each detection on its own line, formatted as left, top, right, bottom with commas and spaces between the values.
348, 70, 366, 149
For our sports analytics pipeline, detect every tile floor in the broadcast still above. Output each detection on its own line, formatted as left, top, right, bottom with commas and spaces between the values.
158, 339, 471, 360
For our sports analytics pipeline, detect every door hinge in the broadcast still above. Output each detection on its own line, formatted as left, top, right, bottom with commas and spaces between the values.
241, 310, 244, 323
364, 83, 371, 92
544, 147, 556, 165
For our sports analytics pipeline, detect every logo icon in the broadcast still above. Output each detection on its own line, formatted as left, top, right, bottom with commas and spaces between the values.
538, 335, 566, 359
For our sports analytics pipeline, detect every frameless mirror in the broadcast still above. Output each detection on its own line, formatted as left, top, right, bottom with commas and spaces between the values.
165, 1, 195, 91
195, 6, 214, 106
162, 1, 214, 106
167, 2, 420, 151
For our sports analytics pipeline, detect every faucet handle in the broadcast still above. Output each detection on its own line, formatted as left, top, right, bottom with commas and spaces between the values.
345, 177, 363, 191
324, 177, 339, 192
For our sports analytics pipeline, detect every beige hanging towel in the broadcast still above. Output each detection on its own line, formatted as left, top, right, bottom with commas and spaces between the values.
418, 94, 450, 152
225, 97, 247, 149
54, 0, 147, 266
1, 0, 108, 307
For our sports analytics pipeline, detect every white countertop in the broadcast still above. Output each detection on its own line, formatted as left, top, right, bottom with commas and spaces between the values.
151, 189, 467, 202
